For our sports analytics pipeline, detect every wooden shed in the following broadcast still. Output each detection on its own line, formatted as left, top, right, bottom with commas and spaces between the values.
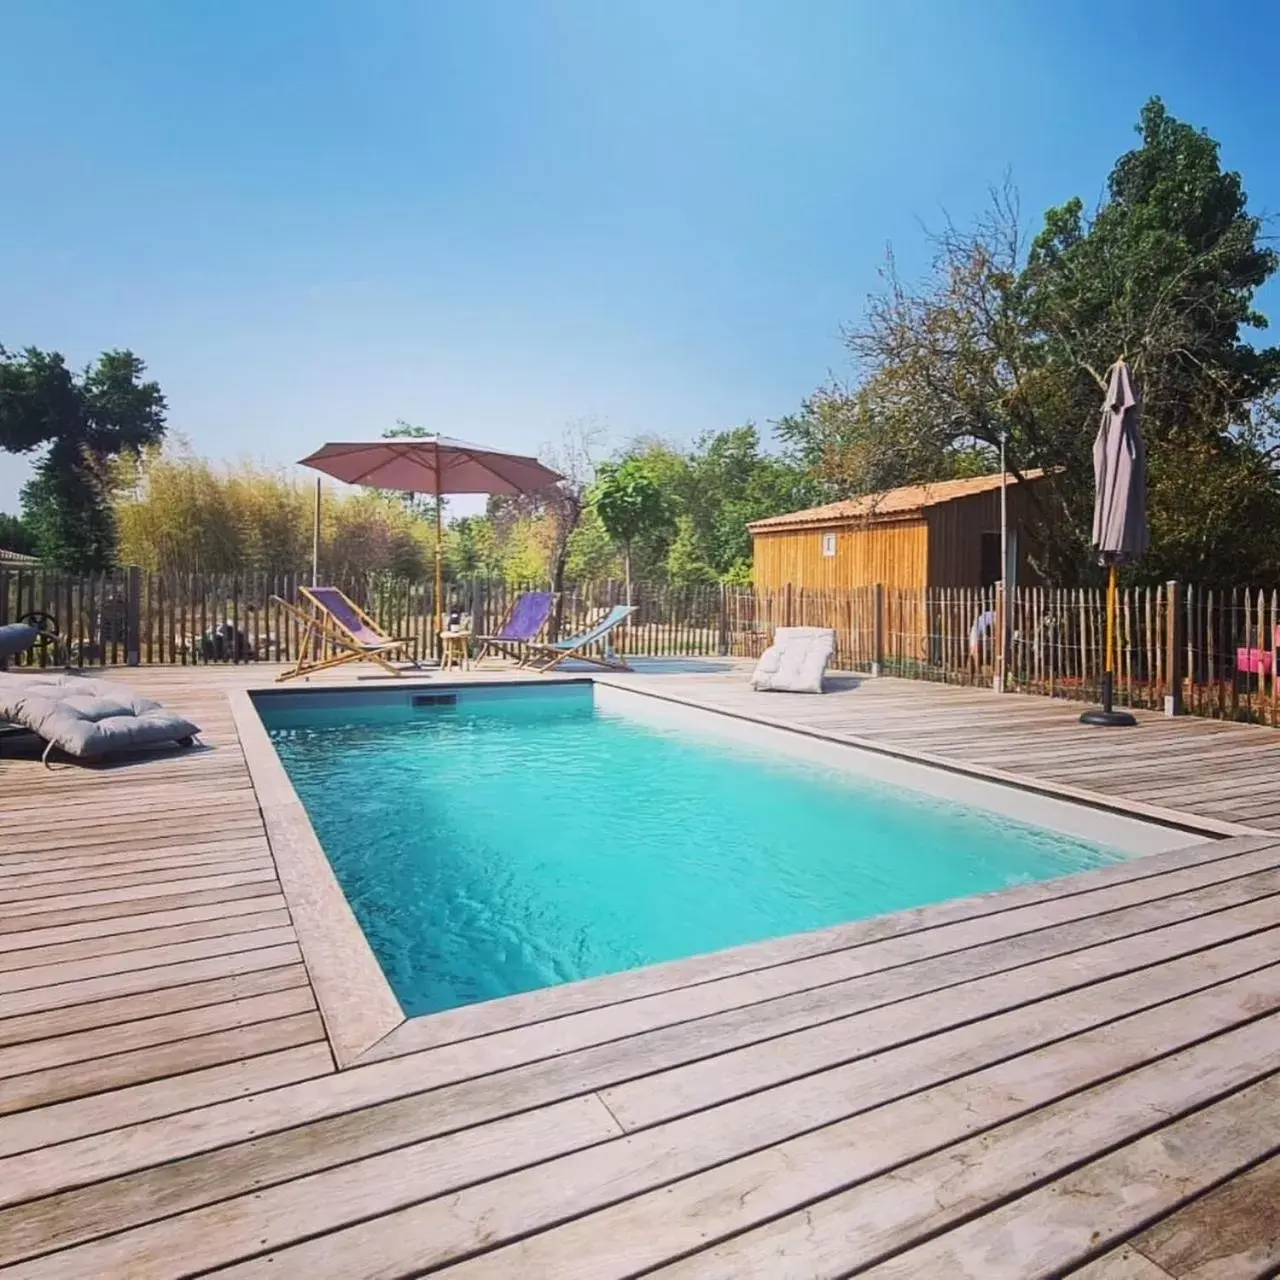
749, 469, 1046, 591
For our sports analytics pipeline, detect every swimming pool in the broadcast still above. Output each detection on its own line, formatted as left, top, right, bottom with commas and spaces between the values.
258, 681, 1156, 1019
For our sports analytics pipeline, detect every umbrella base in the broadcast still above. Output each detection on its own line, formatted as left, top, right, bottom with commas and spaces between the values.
1079, 708, 1137, 727
1080, 672, 1135, 726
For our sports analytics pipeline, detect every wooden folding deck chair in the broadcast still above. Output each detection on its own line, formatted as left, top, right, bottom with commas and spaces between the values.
525, 604, 636, 673
272, 586, 424, 682
474, 591, 556, 665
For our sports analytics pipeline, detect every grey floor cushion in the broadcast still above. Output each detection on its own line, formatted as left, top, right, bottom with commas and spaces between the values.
0, 672, 200, 761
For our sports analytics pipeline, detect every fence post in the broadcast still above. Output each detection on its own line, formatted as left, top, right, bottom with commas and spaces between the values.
1165, 579, 1184, 716
994, 579, 1007, 693
871, 583, 884, 677
0, 568, 8, 627
784, 582, 794, 628
125, 565, 142, 666
717, 582, 729, 656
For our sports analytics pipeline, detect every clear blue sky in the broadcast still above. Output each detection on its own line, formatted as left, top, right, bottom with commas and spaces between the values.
2, 0, 1278, 513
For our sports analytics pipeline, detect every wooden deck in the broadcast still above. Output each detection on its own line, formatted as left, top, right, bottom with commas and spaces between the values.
1, 662, 1279, 1277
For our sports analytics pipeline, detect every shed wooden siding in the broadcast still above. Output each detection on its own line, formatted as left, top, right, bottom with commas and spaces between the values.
926, 488, 1044, 588
925, 486, 1042, 588
752, 518, 928, 590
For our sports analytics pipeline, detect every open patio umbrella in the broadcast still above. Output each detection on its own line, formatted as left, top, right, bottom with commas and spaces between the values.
299, 436, 561, 645
1081, 359, 1148, 727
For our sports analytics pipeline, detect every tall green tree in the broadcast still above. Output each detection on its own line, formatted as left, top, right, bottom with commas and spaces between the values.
590, 459, 670, 601
789, 99, 1280, 584
1022, 97, 1280, 581
1, 347, 167, 570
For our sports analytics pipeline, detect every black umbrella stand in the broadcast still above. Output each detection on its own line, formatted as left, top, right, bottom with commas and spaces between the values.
1080, 563, 1137, 726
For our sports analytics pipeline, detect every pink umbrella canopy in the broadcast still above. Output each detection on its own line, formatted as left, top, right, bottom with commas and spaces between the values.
298, 436, 563, 647
298, 436, 561, 497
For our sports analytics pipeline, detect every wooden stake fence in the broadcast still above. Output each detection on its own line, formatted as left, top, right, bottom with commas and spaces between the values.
2, 567, 1278, 726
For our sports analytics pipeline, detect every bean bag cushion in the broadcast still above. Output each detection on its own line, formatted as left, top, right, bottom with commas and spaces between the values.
750, 626, 836, 694
0, 672, 199, 759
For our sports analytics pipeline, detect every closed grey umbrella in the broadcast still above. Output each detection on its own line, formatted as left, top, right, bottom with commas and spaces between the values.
1091, 360, 1148, 564
1082, 359, 1148, 726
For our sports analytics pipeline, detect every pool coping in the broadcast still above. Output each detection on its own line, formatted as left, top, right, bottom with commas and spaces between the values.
594, 677, 1267, 843
230, 687, 404, 1066
229, 673, 1269, 1069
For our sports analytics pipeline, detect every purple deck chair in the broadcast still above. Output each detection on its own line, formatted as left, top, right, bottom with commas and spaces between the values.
474, 592, 555, 665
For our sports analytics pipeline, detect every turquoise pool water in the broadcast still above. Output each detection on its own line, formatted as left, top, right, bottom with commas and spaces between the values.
263, 684, 1124, 1017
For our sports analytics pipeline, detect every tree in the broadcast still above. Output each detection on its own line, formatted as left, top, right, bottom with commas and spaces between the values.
611, 426, 816, 584
794, 187, 1039, 494
684, 425, 821, 579
563, 508, 620, 582
665, 515, 717, 586
445, 514, 505, 579
112, 443, 430, 579
789, 99, 1280, 583
540, 426, 595, 636
590, 459, 670, 602
0, 512, 34, 555
492, 421, 604, 636
605, 438, 690, 580
0, 346, 167, 570
382, 421, 443, 524
1022, 97, 1280, 581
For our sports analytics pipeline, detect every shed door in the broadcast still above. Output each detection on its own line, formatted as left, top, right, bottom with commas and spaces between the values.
979, 530, 1019, 587
980, 532, 1001, 587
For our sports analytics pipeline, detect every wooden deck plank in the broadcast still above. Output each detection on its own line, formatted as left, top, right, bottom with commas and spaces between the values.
0, 909, 290, 977
0, 836, 267, 875
5, 663, 1280, 1277
595, 889, 1280, 1131
1065, 1248, 1176, 1279
0, 941, 302, 1020
0, 809, 263, 851
643, 1033, 1280, 1280
10, 866, 1267, 1214
0, 1097, 624, 1278
6, 917, 1278, 1260
124, 959, 1280, 1280
0, 1011, 325, 1117
0, 985, 317, 1080
0, 926, 298, 998
0, 965, 311, 1049
0, 868, 281, 919
0, 794, 262, 836
0, 879, 284, 934
855, 1075, 1280, 1280
0, 1042, 334, 1161
0, 857, 274, 905
0, 848, 278, 891
0, 897, 289, 963
1126, 1150, 1280, 1280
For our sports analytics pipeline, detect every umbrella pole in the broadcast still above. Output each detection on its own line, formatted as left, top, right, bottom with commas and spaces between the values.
1081, 561, 1136, 726
311, 476, 321, 588
1105, 563, 1117, 707
433, 446, 443, 660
